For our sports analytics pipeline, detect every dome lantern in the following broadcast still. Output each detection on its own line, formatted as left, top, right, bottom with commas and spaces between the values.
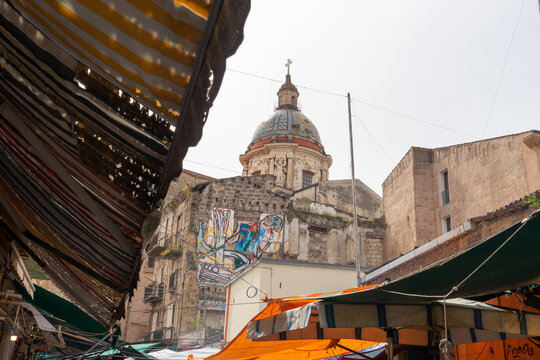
277, 59, 299, 110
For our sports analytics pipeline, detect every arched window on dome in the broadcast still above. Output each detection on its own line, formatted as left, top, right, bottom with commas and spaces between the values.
302, 170, 313, 188
279, 96, 282, 105
291, 95, 296, 106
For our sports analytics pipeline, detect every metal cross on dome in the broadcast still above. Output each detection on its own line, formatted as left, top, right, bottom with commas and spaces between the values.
285, 59, 292, 75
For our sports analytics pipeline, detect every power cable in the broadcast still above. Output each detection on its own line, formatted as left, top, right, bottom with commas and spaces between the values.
481, 0, 525, 137
350, 100, 395, 171
227, 68, 346, 98
183, 159, 241, 175
352, 98, 477, 139
227, 67, 478, 139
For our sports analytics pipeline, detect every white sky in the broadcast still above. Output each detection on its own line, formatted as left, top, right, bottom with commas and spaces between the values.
184, 0, 540, 195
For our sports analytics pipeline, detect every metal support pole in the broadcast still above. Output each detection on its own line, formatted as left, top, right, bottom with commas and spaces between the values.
77, 332, 111, 360
347, 93, 361, 286
387, 329, 394, 360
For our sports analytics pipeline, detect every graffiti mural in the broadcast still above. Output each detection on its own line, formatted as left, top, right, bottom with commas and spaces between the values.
196, 209, 283, 286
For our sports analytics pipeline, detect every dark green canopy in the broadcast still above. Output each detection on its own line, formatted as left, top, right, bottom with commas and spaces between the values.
16, 283, 106, 335
322, 210, 540, 304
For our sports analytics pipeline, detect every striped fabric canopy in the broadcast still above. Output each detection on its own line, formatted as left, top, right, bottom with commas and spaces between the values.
0, 0, 249, 325
247, 299, 540, 347
9, 0, 208, 124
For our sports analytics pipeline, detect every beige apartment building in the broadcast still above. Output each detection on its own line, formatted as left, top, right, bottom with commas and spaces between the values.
382, 130, 540, 261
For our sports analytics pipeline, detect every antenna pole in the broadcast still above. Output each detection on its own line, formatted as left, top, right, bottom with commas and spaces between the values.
347, 93, 361, 286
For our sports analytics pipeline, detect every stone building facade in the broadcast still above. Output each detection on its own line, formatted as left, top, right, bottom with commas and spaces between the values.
139, 171, 383, 347
120, 170, 215, 343
382, 130, 540, 261
128, 71, 384, 347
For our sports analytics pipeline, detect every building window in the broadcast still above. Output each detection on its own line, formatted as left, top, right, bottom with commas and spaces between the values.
169, 270, 178, 290
302, 170, 313, 188
291, 95, 296, 106
442, 216, 451, 233
147, 256, 155, 269
279, 95, 282, 105
151, 312, 157, 332
166, 304, 174, 328
440, 169, 450, 205
175, 214, 182, 245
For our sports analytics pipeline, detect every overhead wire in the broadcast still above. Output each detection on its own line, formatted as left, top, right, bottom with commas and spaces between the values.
227, 68, 347, 98
227, 67, 479, 138
351, 98, 478, 139
481, 0, 525, 137
182, 67, 484, 177
350, 100, 395, 172
183, 159, 241, 175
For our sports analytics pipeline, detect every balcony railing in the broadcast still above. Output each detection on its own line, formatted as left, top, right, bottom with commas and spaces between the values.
441, 189, 450, 206
143, 282, 164, 303
150, 327, 175, 341
147, 233, 174, 256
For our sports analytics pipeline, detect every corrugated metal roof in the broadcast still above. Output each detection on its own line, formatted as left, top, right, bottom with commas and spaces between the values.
0, 0, 249, 325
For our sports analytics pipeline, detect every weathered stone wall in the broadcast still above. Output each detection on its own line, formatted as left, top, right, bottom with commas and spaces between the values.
193, 175, 290, 225
120, 260, 153, 342
382, 147, 417, 260
293, 179, 383, 220
366, 234, 384, 268
284, 206, 384, 267
163, 169, 215, 205
383, 131, 540, 261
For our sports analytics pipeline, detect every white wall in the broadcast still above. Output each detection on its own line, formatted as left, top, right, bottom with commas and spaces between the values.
224, 261, 356, 341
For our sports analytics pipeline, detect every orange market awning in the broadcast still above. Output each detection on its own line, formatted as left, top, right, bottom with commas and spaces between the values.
207, 289, 383, 360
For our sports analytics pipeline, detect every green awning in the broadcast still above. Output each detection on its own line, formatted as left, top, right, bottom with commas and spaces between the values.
321, 210, 540, 304
16, 283, 106, 335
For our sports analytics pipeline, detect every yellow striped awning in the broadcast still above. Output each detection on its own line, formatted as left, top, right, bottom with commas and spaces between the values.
10, 0, 214, 124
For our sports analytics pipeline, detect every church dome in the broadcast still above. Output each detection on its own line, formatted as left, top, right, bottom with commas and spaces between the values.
240, 63, 332, 190
251, 108, 322, 145
247, 68, 325, 153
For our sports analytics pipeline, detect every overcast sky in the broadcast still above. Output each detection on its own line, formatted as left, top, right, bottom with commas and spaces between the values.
184, 0, 540, 195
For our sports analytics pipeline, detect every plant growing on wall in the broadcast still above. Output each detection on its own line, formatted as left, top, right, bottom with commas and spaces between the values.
182, 185, 193, 198
160, 244, 182, 257
188, 314, 203, 330
523, 192, 540, 208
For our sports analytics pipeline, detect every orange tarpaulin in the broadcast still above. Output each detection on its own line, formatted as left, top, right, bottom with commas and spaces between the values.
208, 286, 381, 360
453, 292, 540, 359
453, 338, 540, 360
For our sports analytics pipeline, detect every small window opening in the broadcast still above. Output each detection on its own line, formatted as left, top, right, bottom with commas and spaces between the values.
442, 216, 451, 233
440, 170, 450, 205
302, 170, 313, 188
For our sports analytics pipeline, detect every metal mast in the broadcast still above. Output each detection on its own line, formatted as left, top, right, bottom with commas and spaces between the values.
347, 93, 361, 286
